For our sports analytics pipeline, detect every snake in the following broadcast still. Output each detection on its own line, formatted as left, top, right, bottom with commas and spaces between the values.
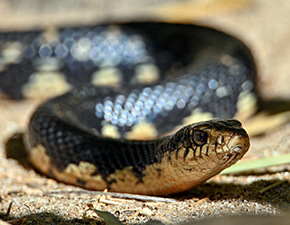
0, 22, 257, 195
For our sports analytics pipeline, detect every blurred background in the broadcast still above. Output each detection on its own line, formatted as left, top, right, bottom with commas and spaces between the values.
0, 0, 289, 99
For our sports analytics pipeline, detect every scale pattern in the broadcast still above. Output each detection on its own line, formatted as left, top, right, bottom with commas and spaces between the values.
0, 23, 256, 195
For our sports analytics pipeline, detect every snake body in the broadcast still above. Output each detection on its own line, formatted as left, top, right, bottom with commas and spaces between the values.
0, 22, 256, 195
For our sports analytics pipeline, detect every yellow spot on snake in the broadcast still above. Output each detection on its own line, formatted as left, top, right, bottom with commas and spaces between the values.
126, 121, 158, 140
1, 41, 23, 64
22, 72, 71, 98
30, 145, 51, 174
92, 67, 121, 87
91, 174, 104, 182
42, 26, 59, 42
101, 124, 120, 139
236, 92, 257, 120
220, 54, 236, 67
28, 145, 107, 190
108, 166, 137, 184
135, 64, 160, 84
183, 108, 213, 125
108, 165, 164, 195
64, 161, 97, 176
34, 57, 61, 71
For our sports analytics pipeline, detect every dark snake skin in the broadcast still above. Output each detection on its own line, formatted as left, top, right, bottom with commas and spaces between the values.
0, 22, 256, 195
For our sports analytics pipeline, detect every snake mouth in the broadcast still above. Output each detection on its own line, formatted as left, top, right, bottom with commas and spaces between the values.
227, 130, 250, 161
218, 131, 250, 172
231, 145, 243, 153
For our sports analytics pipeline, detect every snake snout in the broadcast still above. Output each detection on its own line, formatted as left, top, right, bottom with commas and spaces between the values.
228, 129, 250, 156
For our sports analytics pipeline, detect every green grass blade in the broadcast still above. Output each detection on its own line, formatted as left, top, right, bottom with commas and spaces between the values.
90, 208, 124, 225
221, 153, 290, 174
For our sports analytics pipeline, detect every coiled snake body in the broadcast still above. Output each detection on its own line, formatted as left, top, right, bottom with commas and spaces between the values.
0, 23, 256, 195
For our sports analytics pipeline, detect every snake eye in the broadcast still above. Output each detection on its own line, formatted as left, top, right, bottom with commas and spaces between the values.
193, 130, 208, 146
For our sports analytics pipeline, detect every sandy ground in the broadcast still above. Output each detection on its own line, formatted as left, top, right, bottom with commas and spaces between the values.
0, 0, 289, 224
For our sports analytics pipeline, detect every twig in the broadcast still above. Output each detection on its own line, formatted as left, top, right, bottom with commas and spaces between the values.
259, 180, 287, 194
44, 190, 177, 203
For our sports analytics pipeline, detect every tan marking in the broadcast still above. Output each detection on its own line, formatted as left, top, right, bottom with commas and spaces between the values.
64, 161, 97, 176
126, 121, 158, 140
107, 164, 171, 195
184, 109, 213, 124
92, 67, 121, 87
60, 161, 107, 189
42, 26, 59, 42
135, 64, 160, 84
34, 57, 62, 71
91, 174, 105, 182
50, 165, 107, 191
220, 54, 235, 67
1, 41, 23, 64
101, 124, 120, 139
108, 166, 138, 184
29, 144, 107, 190
235, 92, 258, 120
22, 72, 71, 98
29, 145, 51, 174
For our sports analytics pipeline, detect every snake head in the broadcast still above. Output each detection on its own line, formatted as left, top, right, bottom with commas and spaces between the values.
160, 119, 250, 193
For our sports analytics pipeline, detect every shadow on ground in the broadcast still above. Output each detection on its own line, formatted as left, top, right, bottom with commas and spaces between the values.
1, 208, 289, 225
0, 211, 102, 225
